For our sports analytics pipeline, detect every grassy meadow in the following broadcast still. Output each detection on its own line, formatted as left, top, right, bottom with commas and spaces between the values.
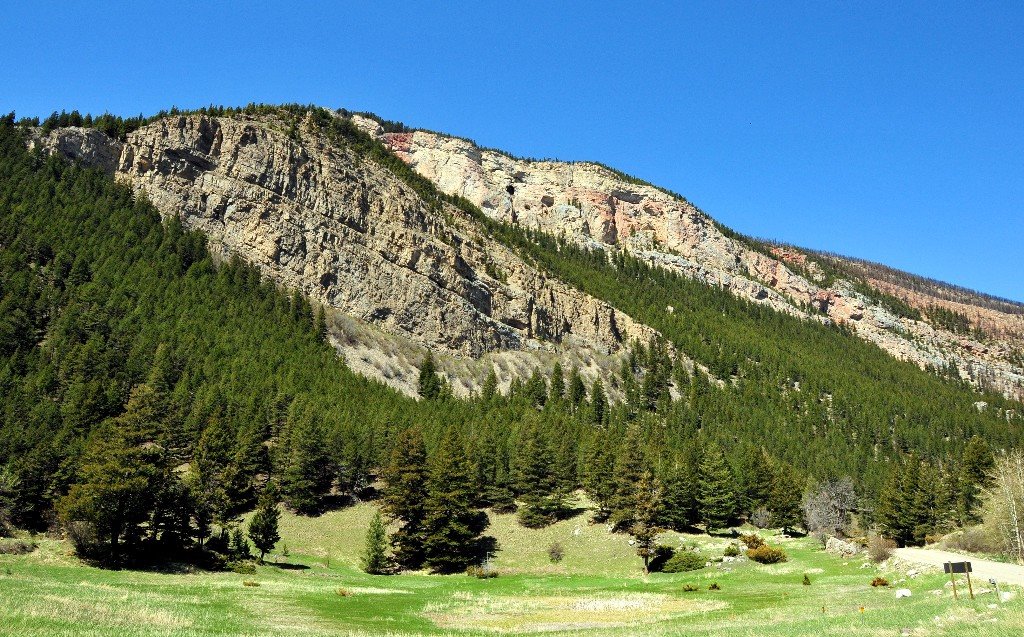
2, 500, 1022, 636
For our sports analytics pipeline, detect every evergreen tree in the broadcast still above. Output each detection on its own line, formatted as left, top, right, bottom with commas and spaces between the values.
660, 456, 699, 530
631, 470, 663, 572
697, 442, 736, 531
590, 379, 607, 425
248, 488, 281, 563
549, 362, 565, 403
768, 462, 803, 532
280, 417, 332, 514
361, 510, 390, 574
422, 428, 490, 573
581, 438, 617, 521
481, 369, 498, 402
380, 427, 429, 569
417, 352, 442, 400
608, 427, 646, 529
57, 385, 168, 563
567, 368, 587, 411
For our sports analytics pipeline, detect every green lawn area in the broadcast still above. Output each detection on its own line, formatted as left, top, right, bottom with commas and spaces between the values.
2, 501, 1022, 636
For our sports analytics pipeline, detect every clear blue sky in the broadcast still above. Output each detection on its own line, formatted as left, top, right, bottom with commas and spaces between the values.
4, 1, 1021, 301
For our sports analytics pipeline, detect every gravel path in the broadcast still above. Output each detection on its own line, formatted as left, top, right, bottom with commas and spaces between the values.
895, 547, 1024, 587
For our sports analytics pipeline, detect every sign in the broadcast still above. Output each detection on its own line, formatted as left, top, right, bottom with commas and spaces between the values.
943, 562, 972, 574
944, 562, 975, 600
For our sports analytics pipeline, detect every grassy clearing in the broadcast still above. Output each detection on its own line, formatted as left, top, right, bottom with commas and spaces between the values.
3, 504, 1024, 636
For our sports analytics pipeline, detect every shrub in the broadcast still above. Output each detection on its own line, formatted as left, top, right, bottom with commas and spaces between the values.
723, 544, 740, 557
64, 520, 102, 559
682, 583, 700, 592
740, 533, 765, 549
945, 527, 993, 554
0, 539, 36, 555
803, 573, 811, 585
708, 582, 721, 591
547, 542, 565, 563
465, 565, 499, 579
662, 550, 706, 573
747, 545, 787, 564
230, 561, 257, 574
871, 576, 889, 587
867, 533, 896, 563
648, 545, 675, 572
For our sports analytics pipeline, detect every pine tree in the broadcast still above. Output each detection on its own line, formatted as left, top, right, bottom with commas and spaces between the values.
361, 511, 390, 574
481, 369, 498, 402
380, 427, 429, 569
549, 362, 565, 404
248, 488, 281, 563
581, 437, 617, 521
57, 385, 167, 563
697, 441, 736, 531
422, 428, 490, 573
417, 352, 442, 400
590, 379, 607, 425
660, 456, 698, 530
280, 417, 332, 514
631, 470, 663, 572
567, 368, 587, 411
768, 462, 803, 532
608, 427, 646, 529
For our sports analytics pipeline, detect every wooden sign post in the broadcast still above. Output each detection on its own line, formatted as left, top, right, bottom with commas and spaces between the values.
943, 562, 973, 600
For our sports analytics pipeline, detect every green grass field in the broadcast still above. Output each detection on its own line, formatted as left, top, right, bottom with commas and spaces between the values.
2, 501, 1022, 636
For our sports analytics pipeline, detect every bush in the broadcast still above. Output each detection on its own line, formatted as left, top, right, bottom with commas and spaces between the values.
723, 544, 740, 557
871, 576, 889, 587
648, 545, 675, 572
547, 542, 565, 564
662, 550, 706, 573
229, 561, 257, 574
944, 527, 993, 554
465, 565, 499, 579
867, 533, 896, 563
0, 539, 36, 555
746, 545, 787, 564
63, 520, 102, 559
740, 533, 765, 549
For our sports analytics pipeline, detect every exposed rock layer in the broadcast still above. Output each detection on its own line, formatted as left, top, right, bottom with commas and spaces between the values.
356, 116, 1024, 400
34, 117, 655, 376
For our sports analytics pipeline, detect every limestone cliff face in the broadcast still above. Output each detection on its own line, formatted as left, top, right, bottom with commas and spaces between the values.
35, 116, 655, 382
33, 112, 1024, 400
355, 116, 1024, 400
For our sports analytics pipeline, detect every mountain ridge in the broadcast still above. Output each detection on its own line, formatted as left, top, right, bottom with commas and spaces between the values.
25, 105, 1024, 400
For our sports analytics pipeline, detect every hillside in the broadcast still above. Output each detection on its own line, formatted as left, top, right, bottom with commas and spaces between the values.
31, 106, 1024, 400
1, 107, 1021, 563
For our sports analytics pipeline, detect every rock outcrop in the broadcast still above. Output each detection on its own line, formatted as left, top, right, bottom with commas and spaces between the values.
32, 110, 1024, 400
357, 116, 1024, 400
35, 117, 656, 394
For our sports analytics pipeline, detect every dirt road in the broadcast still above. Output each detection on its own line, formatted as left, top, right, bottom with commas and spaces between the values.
895, 547, 1024, 587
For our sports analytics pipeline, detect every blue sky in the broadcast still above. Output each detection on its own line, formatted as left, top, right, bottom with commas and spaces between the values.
3, 1, 1021, 300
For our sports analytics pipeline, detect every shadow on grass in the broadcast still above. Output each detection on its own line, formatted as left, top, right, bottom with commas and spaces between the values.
267, 561, 311, 570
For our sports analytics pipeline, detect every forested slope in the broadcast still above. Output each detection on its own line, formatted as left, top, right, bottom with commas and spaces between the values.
0, 111, 1020, 566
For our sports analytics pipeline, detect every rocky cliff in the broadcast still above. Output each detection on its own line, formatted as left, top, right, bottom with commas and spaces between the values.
353, 116, 1024, 400
32, 114, 660, 395
31, 109, 1024, 400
